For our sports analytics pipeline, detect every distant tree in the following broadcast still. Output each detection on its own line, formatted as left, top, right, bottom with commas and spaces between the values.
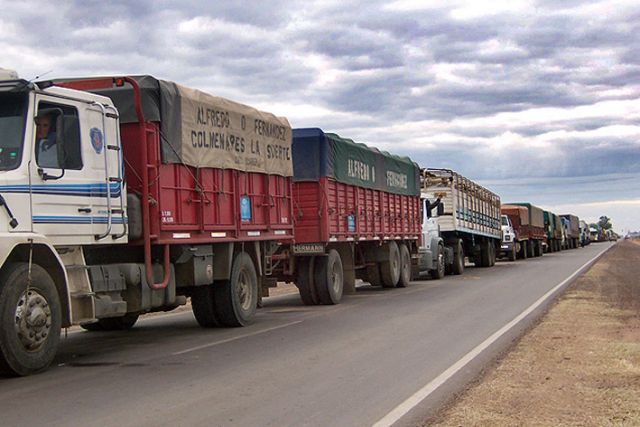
598, 216, 612, 230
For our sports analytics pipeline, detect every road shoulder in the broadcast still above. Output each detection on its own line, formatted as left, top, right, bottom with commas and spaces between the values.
428, 240, 640, 426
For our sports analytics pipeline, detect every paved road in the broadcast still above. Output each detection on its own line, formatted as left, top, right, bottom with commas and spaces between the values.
0, 242, 614, 426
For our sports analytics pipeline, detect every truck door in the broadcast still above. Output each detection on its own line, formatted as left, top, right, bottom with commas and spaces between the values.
29, 95, 125, 242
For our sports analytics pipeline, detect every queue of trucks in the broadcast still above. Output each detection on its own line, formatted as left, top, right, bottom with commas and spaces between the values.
0, 70, 590, 375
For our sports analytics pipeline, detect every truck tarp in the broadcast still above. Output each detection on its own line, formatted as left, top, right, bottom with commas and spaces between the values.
508, 202, 545, 228
292, 128, 420, 196
75, 75, 293, 177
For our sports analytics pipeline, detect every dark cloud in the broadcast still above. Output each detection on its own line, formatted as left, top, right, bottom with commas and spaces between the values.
1, 0, 639, 224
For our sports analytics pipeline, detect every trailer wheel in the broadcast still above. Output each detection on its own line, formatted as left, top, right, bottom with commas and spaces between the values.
430, 244, 446, 279
296, 257, 318, 306
0, 263, 61, 376
381, 242, 400, 288
314, 250, 343, 305
397, 244, 411, 288
214, 253, 258, 327
191, 285, 221, 327
452, 240, 465, 275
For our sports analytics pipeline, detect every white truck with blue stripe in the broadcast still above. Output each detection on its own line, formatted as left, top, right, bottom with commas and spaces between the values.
0, 69, 184, 375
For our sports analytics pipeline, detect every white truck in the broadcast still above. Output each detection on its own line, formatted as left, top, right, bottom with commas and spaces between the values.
420, 168, 502, 274
0, 70, 296, 375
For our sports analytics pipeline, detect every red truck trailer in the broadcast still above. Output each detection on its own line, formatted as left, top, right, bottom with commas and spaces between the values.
500, 203, 546, 259
273, 128, 422, 305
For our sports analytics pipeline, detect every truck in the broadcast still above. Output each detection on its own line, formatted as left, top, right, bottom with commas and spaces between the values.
501, 203, 545, 259
0, 72, 297, 375
560, 214, 580, 249
543, 210, 563, 253
420, 169, 502, 271
579, 220, 590, 246
273, 128, 428, 306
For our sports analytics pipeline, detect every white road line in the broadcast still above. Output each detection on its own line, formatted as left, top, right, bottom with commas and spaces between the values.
373, 243, 613, 427
172, 320, 303, 356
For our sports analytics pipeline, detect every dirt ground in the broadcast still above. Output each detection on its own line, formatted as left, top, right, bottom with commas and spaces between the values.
428, 239, 640, 426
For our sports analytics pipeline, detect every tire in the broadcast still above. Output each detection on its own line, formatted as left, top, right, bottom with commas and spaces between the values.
430, 244, 445, 279
98, 313, 139, 331
397, 244, 411, 288
296, 256, 318, 306
528, 240, 535, 258
478, 240, 491, 267
0, 263, 62, 376
452, 240, 465, 275
191, 285, 221, 327
381, 242, 401, 288
313, 249, 344, 305
508, 244, 517, 261
213, 252, 258, 327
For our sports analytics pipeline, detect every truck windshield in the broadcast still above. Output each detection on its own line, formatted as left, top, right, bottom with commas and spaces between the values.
0, 92, 28, 171
501, 216, 509, 226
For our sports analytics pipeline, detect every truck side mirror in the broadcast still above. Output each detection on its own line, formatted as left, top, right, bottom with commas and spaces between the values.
437, 202, 444, 216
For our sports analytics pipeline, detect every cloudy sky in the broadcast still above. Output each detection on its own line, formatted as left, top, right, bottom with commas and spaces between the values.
2, 0, 638, 232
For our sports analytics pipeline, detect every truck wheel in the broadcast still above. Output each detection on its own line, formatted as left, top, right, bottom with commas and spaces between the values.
314, 250, 343, 304
508, 244, 517, 261
296, 257, 318, 306
451, 240, 464, 275
397, 244, 411, 288
0, 263, 61, 376
381, 242, 400, 288
528, 240, 536, 258
191, 285, 221, 327
479, 240, 491, 267
214, 252, 258, 327
430, 244, 446, 279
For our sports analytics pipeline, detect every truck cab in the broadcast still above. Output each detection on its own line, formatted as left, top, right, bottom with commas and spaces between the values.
0, 71, 129, 375
500, 214, 517, 261
418, 196, 448, 279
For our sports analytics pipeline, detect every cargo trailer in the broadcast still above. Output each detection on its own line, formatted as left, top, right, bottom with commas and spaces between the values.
273, 128, 431, 306
543, 211, 563, 252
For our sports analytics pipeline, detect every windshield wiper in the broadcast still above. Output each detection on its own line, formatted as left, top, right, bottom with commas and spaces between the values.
0, 194, 18, 228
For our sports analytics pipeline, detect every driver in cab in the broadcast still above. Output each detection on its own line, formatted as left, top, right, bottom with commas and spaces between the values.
35, 113, 58, 168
